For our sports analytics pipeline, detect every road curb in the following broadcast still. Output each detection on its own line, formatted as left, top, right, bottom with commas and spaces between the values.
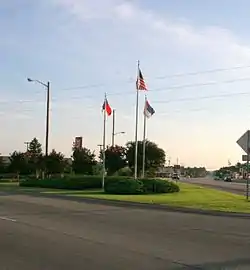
60, 195, 250, 219
7, 189, 250, 219
1, 188, 250, 219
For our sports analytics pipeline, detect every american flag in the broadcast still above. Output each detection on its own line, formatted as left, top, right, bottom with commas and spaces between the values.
136, 68, 147, 90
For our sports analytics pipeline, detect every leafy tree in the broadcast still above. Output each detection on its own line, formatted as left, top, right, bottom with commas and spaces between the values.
126, 140, 166, 176
0, 155, 5, 173
8, 151, 29, 178
28, 138, 42, 155
45, 149, 66, 175
72, 147, 97, 174
27, 138, 43, 176
100, 145, 127, 175
114, 167, 132, 177
92, 163, 103, 176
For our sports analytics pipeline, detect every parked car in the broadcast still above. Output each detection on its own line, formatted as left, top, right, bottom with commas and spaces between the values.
171, 173, 180, 180
224, 176, 232, 182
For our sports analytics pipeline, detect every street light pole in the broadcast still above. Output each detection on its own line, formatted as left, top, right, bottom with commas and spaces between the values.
112, 109, 115, 147
45, 81, 50, 156
111, 109, 125, 146
27, 78, 50, 156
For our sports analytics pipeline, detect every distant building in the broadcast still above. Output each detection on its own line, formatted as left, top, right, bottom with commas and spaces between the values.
156, 166, 174, 177
73, 136, 83, 150
1, 156, 11, 166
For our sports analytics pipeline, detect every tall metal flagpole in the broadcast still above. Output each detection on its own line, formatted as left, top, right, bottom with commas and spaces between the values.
134, 60, 140, 179
142, 95, 147, 178
102, 93, 107, 189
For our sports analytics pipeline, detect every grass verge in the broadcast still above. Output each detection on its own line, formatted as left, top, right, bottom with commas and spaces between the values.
42, 183, 250, 213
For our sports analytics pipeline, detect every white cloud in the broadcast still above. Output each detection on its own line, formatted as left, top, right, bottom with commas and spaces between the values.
52, 0, 121, 20
51, 0, 250, 67
114, 2, 137, 19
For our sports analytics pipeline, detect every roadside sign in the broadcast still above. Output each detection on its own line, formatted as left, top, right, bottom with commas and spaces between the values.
237, 130, 250, 154
237, 130, 250, 201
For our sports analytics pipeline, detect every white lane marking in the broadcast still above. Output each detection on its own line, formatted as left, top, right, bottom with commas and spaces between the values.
0, 216, 16, 222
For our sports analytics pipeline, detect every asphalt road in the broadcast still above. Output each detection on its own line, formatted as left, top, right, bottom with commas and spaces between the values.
1, 192, 250, 269
181, 177, 246, 195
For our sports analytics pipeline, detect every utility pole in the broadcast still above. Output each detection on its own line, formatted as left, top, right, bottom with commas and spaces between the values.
112, 109, 115, 147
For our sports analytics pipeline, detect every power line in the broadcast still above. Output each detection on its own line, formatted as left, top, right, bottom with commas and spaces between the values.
1, 90, 249, 118
152, 91, 250, 104
1, 76, 250, 107
154, 64, 250, 80
59, 64, 250, 91
108, 77, 250, 96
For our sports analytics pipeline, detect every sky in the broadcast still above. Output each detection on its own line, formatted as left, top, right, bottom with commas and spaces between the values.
1, 0, 250, 170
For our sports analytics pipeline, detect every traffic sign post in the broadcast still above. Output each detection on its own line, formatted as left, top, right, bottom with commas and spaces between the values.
237, 130, 250, 201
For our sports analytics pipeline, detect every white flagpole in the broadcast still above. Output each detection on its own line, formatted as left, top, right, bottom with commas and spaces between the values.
142, 95, 147, 179
102, 93, 107, 189
134, 60, 140, 180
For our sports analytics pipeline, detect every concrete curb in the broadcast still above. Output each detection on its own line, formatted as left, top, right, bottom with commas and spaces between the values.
58, 195, 250, 219
4, 189, 250, 219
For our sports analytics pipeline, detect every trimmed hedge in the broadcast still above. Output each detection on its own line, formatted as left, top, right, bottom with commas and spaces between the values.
104, 179, 143, 194
20, 176, 103, 190
20, 176, 130, 190
140, 178, 180, 194
20, 176, 179, 194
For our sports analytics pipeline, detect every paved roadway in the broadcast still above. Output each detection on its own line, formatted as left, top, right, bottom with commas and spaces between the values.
181, 177, 246, 195
1, 192, 250, 269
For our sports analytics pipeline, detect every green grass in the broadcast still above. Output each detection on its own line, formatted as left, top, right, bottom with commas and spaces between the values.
42, 183, 250, 213
4, 181, 250, 213
0, 182, 19, 186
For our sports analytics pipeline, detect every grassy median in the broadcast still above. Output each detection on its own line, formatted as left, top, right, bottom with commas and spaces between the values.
42, 182, 250, 213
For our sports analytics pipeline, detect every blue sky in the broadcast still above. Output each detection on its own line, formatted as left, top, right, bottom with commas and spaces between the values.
1, 0, 250, 169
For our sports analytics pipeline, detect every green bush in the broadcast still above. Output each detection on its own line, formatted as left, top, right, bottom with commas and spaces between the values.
104, 179, 143, 194
20, 176, 103, 190
114, 167, 133, 177
105, 178, 179, 194
20, 176, 180, 194
140, 178, 180, 194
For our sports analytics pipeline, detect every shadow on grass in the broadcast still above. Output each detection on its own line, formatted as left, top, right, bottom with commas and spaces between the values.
42, 189, 104, 195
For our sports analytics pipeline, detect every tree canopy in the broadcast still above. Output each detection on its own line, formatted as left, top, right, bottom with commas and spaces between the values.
27, 138, 43, 174
45, 149, 66, 174
72, 147, 97, 174
9, 151, 29, 176
101, 145, 127, 176
4, 138, 168, 177
126, 140, 166, 176
0, 155, 5, 173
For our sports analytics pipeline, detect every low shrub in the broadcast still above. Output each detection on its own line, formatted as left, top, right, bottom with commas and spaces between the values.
104, 179, 143, 194
114, 167, 133, 177
20, 176, 179, 194
140, 178, 180, 194
105, 178, 179, 194
20, 176, 103, 190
